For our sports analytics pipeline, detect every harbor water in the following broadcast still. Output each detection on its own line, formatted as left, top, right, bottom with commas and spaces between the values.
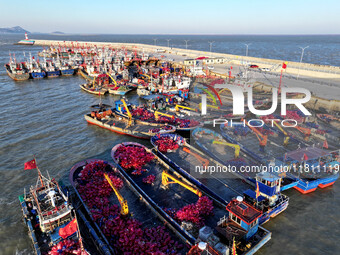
0, 34, 339, 255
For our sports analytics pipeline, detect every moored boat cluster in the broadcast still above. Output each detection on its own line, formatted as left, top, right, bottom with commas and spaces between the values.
16, 42, 340, 255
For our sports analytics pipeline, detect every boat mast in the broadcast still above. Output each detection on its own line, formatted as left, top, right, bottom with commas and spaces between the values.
34, 156, 45, 187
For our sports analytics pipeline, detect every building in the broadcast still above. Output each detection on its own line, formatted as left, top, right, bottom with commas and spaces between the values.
183, 57, 226, 66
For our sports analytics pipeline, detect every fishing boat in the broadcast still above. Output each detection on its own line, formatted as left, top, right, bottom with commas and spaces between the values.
42, 60, 61, 78
79, 66, 100, 81
152, 133, 289, 225
85, 104, 176, 139
114, 99, 203, 131
19, 159, 89, 254
112, 142, 271, 255
108, 85, 134, 95
60, 67, 76, 76
58, 62, 76, 76
27, 57, 46, 79
79, 84, 108, 95
69, 159, 186, 254
262, 111, 338, 149
137, 86, 151, 96
4, 62, 30, 81
219, 122, 339, 194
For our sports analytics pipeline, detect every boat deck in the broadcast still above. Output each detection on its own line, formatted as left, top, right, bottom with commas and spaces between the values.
113, 144, 271, 254
221, 125, 302, 162
164, 144, 251, 201
119, 155, 228, 235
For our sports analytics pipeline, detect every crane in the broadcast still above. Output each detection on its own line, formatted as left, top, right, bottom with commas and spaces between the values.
154, 111, 175, 121
121, 99, 133, 127
283, 122, 311, 141
272, 120, 290, 146
198, 103, 220, 110
106, 72, 118, 87
104, 173, 129, 216
212, 140, 240, 158
161, 171, 202, 197
175, 104, 197, 112
293, 126, 311, 141
245, 121, 268, 148
182, 147, 209, 167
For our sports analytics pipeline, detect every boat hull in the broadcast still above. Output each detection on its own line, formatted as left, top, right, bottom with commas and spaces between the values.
108, 88, 133, 95
18, 195, 42, 255
31, 72, 46, 79
4, 64, 30, 81
85, 115, 176, 139
219, 125, 339, 194
60, 69, 75, 76
80, 84, 108, 95
46, 70, 61, 78
79, 68, 96, 81
294, 174, 339, 194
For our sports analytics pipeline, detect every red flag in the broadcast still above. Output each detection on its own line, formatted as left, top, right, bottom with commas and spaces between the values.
323, 139, 328, 149
59, 218, 78, 239
303, 153, 308, 161
24, 159, 37, 170
282, 62, 287, 69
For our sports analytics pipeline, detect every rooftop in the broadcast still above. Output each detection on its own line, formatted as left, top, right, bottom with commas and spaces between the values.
226, 199, 262, 224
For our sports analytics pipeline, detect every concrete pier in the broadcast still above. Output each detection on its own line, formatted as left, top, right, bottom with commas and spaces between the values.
27, 39, 340, 80
19, 39, 340, 111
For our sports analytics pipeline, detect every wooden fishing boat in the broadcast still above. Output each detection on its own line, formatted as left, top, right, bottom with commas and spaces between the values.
69, 159, 187, 254
79, 68, 98, 81
114, 100, 203, 131
112, 142, 272, 255
19, 160, 89, 255
4, 63, 30, 81
219, 122, 340, 194
80, 84, 108, 95
85, 105, 176, 139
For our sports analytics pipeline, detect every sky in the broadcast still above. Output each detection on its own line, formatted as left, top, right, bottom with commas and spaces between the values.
0, 0, 339, 34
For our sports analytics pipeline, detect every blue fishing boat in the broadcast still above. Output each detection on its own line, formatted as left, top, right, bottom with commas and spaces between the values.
153, 133, 289, 225
42, 60, 61, 78
30, 71, 46, 79
27, 59, 46, 79
219, 122, 339, 194
60, 68, 75, 76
